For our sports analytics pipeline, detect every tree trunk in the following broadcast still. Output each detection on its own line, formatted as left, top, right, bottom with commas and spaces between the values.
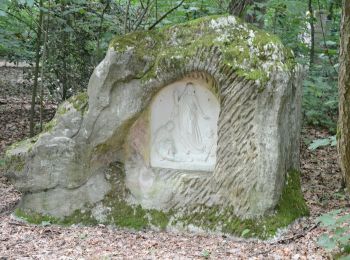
124, 0, 131, 34
228, 0, 265, 27
308, 0, 315, 67
96, 0, 110, 64
40, 8, 49, 132
228, 0, 250, 17
338, 0, 350, 191
29, 0, 43, 137
61, 2, 69, 101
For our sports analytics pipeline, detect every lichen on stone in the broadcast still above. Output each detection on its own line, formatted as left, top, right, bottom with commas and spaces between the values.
4, 154, 26, 172
109, 15, 295, 86
67, 92, 88, 114
41, 91, 88, 134
4, 136, 38, 172
5, 136, 38, 154
43, 118, 57, 132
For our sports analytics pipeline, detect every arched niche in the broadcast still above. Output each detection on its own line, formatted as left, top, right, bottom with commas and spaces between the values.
150, 78, 220, 171
124, 73, 220, 209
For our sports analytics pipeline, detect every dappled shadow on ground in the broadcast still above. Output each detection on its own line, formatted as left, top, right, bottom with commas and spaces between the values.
0, 94, 347, 258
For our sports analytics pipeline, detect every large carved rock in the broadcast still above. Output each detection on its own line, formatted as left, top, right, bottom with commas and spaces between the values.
5, 15, 307, 237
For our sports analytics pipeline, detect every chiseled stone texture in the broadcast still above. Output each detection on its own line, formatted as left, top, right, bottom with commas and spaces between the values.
5, 15, 303, 220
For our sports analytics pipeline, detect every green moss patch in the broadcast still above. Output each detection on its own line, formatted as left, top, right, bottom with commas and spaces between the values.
100, 200, 172, 230
5, 136, 38, 155
110, 15, 295, 86
14, 208, 62, 225
14, 162, 171, 230
4, 136, 39, 172
176, 170, 309, 239
101, 162, 172, 230
43, 118, 57, 132
14, 169, 308, 239
5, 155, 26, 171
14, 208, 97, 226
53, 91, 89, 118
40, 91, 88, 135
56, 104, 68, 116
68, 91, 88, 114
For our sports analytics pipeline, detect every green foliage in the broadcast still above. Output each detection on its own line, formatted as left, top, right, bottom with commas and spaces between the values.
0, 0, 229, 102
263, 0, 309, 54
317, 209, 350, 257
154, 0, 226, 25
0, 0, 342, 131
201, 249, 211, 259
302, 1, 340, 132
0, 0, 36, 60
303, 62, 339, 133
308, 135, 336, 150
244, 0, 340, 132
40, 1, 124, 100
241, 228, 251, 237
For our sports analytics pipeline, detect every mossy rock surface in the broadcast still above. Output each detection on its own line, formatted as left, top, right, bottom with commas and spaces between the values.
15, 170, 308, 239
110, 15, 295, 85
7, 15, 304, 239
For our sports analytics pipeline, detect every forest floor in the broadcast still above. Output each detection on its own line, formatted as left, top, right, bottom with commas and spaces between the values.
0, 69, 349, 259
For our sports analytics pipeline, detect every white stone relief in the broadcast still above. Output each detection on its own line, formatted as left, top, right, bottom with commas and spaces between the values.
150, 79, 220, 171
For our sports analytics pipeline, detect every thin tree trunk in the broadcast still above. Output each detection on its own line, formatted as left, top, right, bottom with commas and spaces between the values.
338, 0, 350, 191
228, 0, 249, 17
316, 0, 337, 74
62, 57, 68, 100
309, 0, 315, 67
148, 0, 184, 30
29, 0, 43, 137
39, 7, 49, 131
228, 0, 265, 27
327, 2, 334, 20
96, 0, 110, 63
61, 2, 69, 100
124, 0, 131, 34
272, 7, 277, 34
155, 0, 158, 21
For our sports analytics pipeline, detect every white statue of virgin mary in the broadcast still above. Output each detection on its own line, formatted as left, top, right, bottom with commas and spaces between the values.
172, 82, 210, 154
151, 79, 219, 170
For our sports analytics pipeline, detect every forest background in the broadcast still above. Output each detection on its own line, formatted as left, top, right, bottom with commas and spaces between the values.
0, 0, 348, 257
0, 0, 341, 136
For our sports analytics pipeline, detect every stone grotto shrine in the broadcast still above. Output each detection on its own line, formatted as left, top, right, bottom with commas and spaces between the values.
5, 15, 308, 238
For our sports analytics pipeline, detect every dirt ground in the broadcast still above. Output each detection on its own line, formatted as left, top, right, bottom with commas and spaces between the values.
0, 74, 349, 259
